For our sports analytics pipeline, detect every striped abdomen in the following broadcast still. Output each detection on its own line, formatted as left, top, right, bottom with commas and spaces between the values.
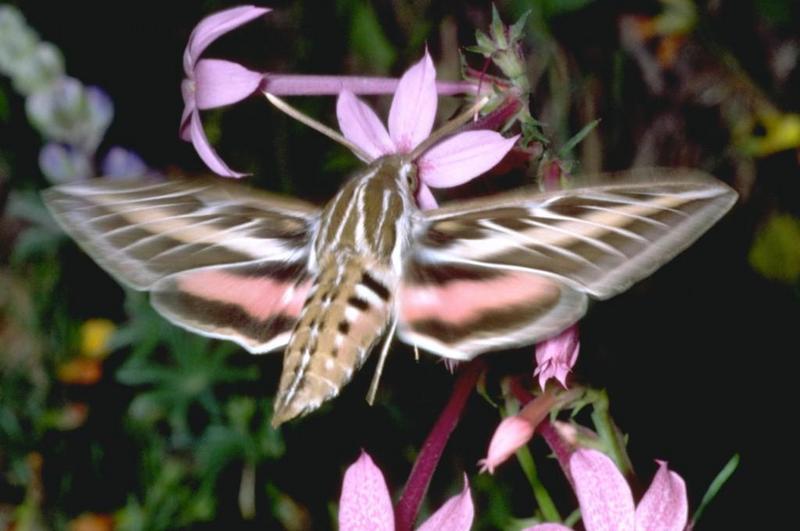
272, 253, 395, 425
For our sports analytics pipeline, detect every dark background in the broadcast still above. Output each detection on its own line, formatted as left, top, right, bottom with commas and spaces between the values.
2, 1, 799, 529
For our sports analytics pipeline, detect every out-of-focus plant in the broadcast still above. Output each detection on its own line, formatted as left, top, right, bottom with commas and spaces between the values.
0, 4, 147, 182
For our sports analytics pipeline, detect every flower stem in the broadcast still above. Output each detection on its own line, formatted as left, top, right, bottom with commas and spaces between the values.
395, 359, 484, 531
515, 445, 561, 522
263, 74, 478, 96
590, 390, 634, 479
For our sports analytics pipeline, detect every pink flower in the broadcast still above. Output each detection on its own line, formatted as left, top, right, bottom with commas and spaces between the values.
525, 449, 688, 531
479, 389, 559, 473
534, 324, 580, 390
180, 6, 269, 177
479, 416, 534, 474
337, 51, 518, 209
339, 451, 473, 531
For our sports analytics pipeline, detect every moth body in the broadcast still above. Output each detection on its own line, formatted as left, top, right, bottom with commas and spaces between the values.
273, 155, 417, 424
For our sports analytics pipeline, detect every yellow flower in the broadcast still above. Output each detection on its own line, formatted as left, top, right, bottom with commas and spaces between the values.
79, 318, 116, 359
741, 113, 800, 157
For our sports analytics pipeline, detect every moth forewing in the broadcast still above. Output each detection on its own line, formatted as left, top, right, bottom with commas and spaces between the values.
397, 168, 737, 360
42, 177, 321, 354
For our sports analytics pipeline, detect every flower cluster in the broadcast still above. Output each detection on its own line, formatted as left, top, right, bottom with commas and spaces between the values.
0, 5, 147, 182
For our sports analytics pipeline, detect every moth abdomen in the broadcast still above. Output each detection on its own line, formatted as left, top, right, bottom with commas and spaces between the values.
272, 255, 394, 426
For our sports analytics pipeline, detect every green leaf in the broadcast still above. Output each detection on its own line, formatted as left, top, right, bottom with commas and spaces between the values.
755, 0, 793, 25
473, 30, 495, 56
0, 87, 9, 122
489, 4, 508, 49
558, 119, 601, 157
349, 2, 396, 73
749, 213, 800, 283
692, 454, 739, 526
509, 11, 531, 42
537, 0, 596, 18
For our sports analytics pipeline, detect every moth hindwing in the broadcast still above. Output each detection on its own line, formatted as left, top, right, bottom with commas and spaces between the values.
43, 165, 737, 423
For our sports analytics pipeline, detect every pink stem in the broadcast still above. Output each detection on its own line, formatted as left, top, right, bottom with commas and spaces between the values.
538, 419, 574, 486
394, 359, 484, 531
262, 74, 478, 96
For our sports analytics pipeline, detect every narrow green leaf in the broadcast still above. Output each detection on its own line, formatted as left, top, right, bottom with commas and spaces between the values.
558, 119, 601, 157
691, 454, 739, 526
349, 2, 396, 73
490, 4, 508, 49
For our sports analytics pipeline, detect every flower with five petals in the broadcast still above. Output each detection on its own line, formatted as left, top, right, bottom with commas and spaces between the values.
336, 51, 518, 209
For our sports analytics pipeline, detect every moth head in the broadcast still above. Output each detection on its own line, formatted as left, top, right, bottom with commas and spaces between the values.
399, 159, 419, 194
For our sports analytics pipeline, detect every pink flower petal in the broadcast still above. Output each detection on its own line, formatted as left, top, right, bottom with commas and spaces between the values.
569, 449, 636, 531
522, 525, 574, 531
337, 90, 394, 161
187, 109, 247, 178
388, 51, 437, 152
194, 59, 263, 109
338, 452, 395, 531
183, 6, 270, 73
634, 461, 688, 531
534, 324, 580, 390
479, 416, 535, 474
180, 78, 195, 141
416, 184, 439, 210
416, 476, 474, 531
418, 131, 518, 188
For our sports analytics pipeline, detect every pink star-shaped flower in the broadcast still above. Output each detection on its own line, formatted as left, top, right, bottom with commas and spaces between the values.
180, 5, 269, 177
337, 51, 518, 209
525, 449, 688, 531
339, 451, 473, 531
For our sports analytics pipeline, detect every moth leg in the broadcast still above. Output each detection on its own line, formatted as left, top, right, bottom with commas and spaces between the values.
366, 317, 398, 405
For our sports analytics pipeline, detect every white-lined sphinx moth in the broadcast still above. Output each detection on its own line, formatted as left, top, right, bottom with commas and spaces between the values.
43, 164, 736, 425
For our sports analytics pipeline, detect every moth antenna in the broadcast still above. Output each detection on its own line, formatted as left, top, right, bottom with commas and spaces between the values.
407, 94, 491, 161
264, 92, 372, 162
366, 317, 398, 405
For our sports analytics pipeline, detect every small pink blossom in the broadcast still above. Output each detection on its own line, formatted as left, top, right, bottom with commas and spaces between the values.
337, 51, 518, 209
534, 324, 580, 390
479, 390, 559, 473
339, 451, 473, 531
479, 416, 534, 474
525, 449, 688, 531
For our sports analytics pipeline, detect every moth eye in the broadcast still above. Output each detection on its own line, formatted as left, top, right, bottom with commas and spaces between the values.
407, 171, 419, 192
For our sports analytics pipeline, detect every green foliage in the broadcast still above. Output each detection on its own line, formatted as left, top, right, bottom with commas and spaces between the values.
692, 454, 740, 527
345, 1, 396, 73
748, 213, 800, 284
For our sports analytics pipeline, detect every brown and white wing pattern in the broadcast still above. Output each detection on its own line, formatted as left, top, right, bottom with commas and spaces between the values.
43, 177, 320, 353
398, 169, 737, 359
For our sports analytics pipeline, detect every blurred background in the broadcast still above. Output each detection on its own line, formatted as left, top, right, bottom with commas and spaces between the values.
1, 1, 798, 529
